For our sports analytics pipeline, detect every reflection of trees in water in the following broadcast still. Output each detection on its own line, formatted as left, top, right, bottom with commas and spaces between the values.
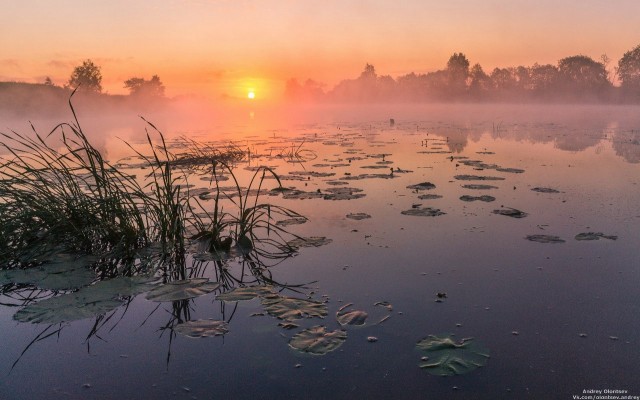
612, 130, 640, 163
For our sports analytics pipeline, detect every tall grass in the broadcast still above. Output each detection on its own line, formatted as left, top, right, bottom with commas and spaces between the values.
0, 96, 307, 278
0, 100, 148, 266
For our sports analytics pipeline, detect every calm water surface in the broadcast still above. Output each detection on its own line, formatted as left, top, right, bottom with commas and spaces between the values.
1, 104, 639, 399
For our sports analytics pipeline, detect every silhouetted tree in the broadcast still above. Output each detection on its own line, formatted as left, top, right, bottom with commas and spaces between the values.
557, 55, 610, 98
43, 76, 54, 86
491, 68, 517, 93
469, 63, 491, 98
617, 44, 640, 97
446, 53, 470, 97
68, 59, 102, 93
124, 75, 165, 98
529, 63, 559, 97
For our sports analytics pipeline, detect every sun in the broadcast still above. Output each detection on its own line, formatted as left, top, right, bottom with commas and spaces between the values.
247, 90, 255, 99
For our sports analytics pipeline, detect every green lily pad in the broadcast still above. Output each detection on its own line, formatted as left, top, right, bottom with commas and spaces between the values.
174, 319, 229, 338
346, 212, 371, 220
275, 217, 308, 226
336, 308, 368, 326
13, 295, 123, 324
289, 325, 347, 355
401, 207, 446, 217
462, 184, 498, 190
407, 182, 436, 190
460, 195, 495, 202
575, 232, 618, 241
287, 237, 333, 249
323, 187, 365, 200
12, 276, 158, 324
0, 254, 97, 290
531, 187, 560, 193
216, 286, 275, 301
416, 334, 490, 376
261, 295, 328, 321
526, 234, 565, 243
492, 208, 528, 218
145, 278, 220, 302
454, 175, 505, 181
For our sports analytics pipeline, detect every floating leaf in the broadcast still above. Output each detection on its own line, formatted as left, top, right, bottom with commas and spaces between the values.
495, 167, 524, 173
401, 207, 445, 217
336, 309, 368, 326
145, 278, 220, 302
416, 334, 490, 376
462, 184, 498, 190
346, 212, 371, 220
289, 325, 347, 355
525, 234, 565, 243
275, 217, 308, 226
13, 295, 123, 324
492, 208, 528, 218
262, 295, 328, 321
323, 187, 365, 200
417, 194, 442, 200
287, 237, 332, 249
12, 276, 158, 324
174, 319, 229, 338
531, 187, 560, 193
575, 232, 618, 241
407, 182, 436, 190
0, 254, 97, 290
460, 195, 495, 202
216, 286, 274, 301
454, 175, 505, 181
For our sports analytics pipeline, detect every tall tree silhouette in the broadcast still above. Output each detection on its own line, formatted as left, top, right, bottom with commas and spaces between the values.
617, 44, 640, 97
68, 59, 102, 93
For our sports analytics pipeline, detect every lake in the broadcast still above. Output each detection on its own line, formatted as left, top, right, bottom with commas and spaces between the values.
1, 103, 639, 399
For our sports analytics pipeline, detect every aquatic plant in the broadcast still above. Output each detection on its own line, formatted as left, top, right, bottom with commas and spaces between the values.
416, 334, 490, 376
0, 101, 149, 267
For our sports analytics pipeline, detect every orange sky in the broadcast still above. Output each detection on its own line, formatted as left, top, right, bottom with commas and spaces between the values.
1, 0, 639, 100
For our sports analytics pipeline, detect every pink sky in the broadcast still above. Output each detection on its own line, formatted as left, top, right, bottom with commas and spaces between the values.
1, 0, 639, 100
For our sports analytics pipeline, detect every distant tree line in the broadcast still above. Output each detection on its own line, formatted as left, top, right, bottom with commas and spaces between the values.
42, 59, 165, 99
286, 43, 640, 103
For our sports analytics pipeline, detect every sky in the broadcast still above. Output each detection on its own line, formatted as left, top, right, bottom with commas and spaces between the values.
1, 0, 639, 100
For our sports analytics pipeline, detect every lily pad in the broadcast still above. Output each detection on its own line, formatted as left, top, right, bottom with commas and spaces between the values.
287, 237, 332, 249
462, 184, 498, 190
174, 319, 229, 338
416, 334, 490, 376
454, 175, 505, 181
526, 234, 565, 243
12, 276, 157, 324
275, 217, 308, 226
216, 286, 275, 301
288, 325, 347, 355
575, 232, 618, 241
346, 212, 371, 220
492, 208, 528, 218
336, 308, 368, 326
0, 254, 96, 290
407, 182, 436, 191
460, 195, 495, 202
417, 194, 443, 200
13, 295, 123, 324
323, 187, 365, 200
496, 167, 525, 173
145, 278, 220, 302
531, 187, 560, 193
401, 207, 446, 217
261, 295, 328, 321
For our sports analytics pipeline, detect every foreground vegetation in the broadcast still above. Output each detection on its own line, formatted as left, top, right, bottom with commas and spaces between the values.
0, 96, 305, 279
